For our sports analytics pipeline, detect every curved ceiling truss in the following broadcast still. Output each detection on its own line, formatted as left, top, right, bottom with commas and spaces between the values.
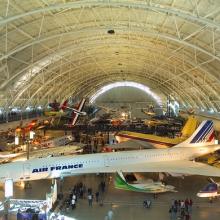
0, 0, 220, 111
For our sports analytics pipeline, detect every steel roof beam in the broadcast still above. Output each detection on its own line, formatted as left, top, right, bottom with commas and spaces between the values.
0, 1, 219, 29
1, 26, 220, 62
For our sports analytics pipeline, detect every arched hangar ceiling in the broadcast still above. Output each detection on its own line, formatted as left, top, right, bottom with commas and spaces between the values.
0, 0, 220, 110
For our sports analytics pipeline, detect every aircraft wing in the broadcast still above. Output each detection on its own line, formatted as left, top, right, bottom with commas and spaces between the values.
117, 161, 220, 177
77, 160, 220, 177
110, 139, 170, 149
130, 140, 161, 148
115, 131, 178, 149
105, 140, 154, 150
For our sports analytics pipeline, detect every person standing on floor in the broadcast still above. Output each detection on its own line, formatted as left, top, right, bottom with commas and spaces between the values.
101, 181, 106, 193
71, 199, 76, 209
185, 210, 191, 220
180, 200, 185, 210
88, 194, 93, 206
189, 199, 193, 213
95, 191, 99, 203
169, 206, 175, 220
72, 193, 77, 202
107, 208, 114, 220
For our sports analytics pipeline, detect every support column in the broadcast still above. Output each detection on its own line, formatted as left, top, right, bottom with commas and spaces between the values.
3, 199, 10, 220
4, 178, 13, 220
27, 140, 30, 160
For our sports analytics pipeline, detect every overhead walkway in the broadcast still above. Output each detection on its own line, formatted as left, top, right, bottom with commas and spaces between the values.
47, 123, 183, 140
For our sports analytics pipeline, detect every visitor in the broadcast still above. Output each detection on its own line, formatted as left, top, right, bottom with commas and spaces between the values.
88, 194, 93, 206
107, 209, 114, 220
95, 191, 99, 203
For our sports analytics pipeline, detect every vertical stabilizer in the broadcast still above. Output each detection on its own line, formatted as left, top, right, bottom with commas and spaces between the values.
175, 120, 215, 147
115, 171, 127, 186
180, 116, 198, 138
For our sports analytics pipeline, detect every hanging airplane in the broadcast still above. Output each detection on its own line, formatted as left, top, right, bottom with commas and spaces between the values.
139, 105, 157, 116
65, 98, 86, 127
44, 100, 69, 117
0, 120, 220, 184
96, 105, 119, 115
136, 102, 164, 116
15, 98, 86, 136
15, 118, 51, 136
49, 98, 87, 127
143, 117, 171, 127
44, 98, 86, 118
114, 171, 176, 193
142, 110, 156, 117
39, 135, 74, 148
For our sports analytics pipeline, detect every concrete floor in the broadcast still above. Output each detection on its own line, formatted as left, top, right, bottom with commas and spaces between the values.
1, 174, 220, 220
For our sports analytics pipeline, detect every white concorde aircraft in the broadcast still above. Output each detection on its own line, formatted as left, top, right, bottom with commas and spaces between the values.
0, 120, 220, 183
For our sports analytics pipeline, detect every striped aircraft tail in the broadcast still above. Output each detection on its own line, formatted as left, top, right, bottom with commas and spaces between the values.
175, 120, 215, 147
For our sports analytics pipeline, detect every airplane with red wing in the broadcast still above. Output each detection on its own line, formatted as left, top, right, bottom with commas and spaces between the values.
49, 98, 87, 127
44, 99, 85, 117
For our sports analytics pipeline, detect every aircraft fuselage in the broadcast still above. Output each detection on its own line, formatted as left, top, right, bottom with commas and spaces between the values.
0, 145, 218, 182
